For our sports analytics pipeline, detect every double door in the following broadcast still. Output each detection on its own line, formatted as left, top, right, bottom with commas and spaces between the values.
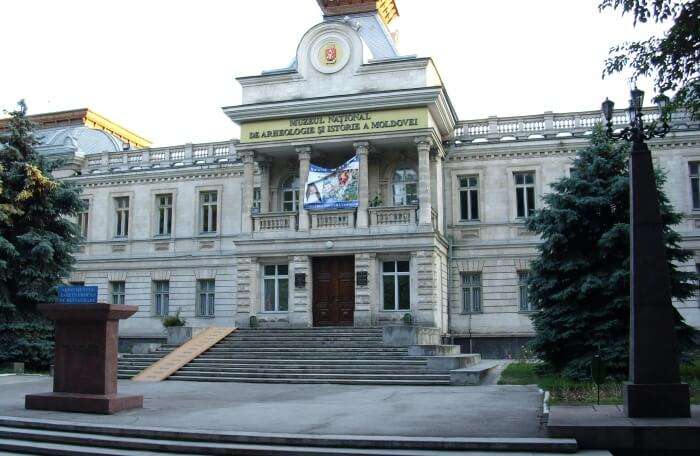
312, 256, 355, 326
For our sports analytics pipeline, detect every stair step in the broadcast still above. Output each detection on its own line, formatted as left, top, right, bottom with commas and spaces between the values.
168, 376, 452, 385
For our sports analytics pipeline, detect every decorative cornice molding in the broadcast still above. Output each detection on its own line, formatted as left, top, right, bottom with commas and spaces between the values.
72, 168, 243, 189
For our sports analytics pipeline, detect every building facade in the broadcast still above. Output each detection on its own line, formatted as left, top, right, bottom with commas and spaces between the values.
35, 1, 699, 356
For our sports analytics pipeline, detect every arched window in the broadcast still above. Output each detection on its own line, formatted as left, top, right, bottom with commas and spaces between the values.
281, 175, 300, 212
392, 167, 418, 205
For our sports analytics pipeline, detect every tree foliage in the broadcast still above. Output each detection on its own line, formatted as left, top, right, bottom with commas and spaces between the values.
599, 0, 699, 118
526, 126, 696, 380
0, 101, 84, 368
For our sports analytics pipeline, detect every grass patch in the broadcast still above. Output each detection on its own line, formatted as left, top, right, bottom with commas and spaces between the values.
498, 359, 699, 405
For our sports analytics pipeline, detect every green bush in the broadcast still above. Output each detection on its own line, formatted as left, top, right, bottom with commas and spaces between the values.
162, 309, 186, 327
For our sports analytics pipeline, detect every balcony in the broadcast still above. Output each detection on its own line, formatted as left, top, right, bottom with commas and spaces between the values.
253, 212, 297, 232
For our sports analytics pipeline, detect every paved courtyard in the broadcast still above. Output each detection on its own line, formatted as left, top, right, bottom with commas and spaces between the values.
0, 375, 544, 438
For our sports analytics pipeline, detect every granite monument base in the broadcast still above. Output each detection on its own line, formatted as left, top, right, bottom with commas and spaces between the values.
25, 392, 143, 415
25, 303, 142, 415
623, 382, 691, 418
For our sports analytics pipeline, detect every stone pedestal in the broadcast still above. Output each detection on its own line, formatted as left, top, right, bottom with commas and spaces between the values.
25, 303, 143, 414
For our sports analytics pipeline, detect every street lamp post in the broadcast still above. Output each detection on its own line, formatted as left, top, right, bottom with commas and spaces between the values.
602, 88, 690, 418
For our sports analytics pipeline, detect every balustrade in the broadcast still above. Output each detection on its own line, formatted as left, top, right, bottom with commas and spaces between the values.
310, 209, 355, 229
253, 212, 297, 232
84, 140, 238, 173
454, 108, 695, 142
369, 205, 418, 226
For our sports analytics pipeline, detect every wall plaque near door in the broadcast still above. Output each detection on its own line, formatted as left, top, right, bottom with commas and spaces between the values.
295, 273, 306, 289
356, 271, 368, 287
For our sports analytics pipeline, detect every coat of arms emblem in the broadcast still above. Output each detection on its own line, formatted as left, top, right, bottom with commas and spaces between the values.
323, 43, 337, 65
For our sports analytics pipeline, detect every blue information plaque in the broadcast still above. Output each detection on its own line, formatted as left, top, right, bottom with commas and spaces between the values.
57, 286, 98, 304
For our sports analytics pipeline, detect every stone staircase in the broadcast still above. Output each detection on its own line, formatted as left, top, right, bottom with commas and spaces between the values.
119, 327, 452, 385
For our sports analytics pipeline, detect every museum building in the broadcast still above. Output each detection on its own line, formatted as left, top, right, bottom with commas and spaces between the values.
19, 0, 700, 356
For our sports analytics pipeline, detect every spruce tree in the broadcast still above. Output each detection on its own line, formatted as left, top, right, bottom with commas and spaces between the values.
526, 125, 697, 380
0, 101, 84, 369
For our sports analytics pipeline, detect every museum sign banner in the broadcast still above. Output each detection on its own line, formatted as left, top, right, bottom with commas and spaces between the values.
304, 156, 358, 210
240, 107, 428, 144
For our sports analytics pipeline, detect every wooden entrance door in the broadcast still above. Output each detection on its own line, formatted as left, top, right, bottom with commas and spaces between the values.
313, 256, 355, 326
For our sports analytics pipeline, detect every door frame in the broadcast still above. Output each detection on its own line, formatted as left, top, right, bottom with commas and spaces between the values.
312, 255, 355, 327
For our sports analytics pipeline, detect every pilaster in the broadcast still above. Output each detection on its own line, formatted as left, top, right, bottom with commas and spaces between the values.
235, 256, 258, 327
291, 255, 312, 327
259, 159, 270, 213
354, 252, 376, 326
412, 249, 439, 328
430, 150, 444, 233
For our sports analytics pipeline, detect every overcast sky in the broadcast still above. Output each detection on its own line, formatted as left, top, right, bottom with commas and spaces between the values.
2, 0, 667, 146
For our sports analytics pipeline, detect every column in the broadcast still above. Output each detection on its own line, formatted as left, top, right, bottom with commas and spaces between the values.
296, 146, 311, 231
259, 159, 270, 213
240, 150, 255, 234
354, 141, 370, 229
415, 137, 433, 225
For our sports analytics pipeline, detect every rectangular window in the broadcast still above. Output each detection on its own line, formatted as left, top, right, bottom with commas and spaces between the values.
382, 260, 410, 311
199, 191, 218, 233
518, 271, 534, 312
459, 176, 479, 221
153, 281, 169, 316
78, 199, 89, 239
156, 194, 173, 236
461, 273, 482, 313
263, 264, 289, 312
114, 197, 130, 237
514, 172, 535, 218
252, 187, 261, 213
197, 279, 215, 317
110, 281, 125, 305
690, 163, 700, 210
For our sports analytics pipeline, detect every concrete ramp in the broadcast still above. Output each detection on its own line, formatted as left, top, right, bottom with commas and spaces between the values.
132, 327, 235, 382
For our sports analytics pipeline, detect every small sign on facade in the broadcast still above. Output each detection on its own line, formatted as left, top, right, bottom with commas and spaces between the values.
57, 286, 98, 304
295, 273, 306, 289
356, 271, 368, 287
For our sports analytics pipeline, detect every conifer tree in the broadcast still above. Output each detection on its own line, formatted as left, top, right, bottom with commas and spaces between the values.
0, 101, 84, 369
526, 125, 696, 380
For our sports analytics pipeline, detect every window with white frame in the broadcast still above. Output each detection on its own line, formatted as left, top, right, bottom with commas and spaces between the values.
459, 176, 479, 221
689, 162, 700, 210
78, 199, 89, 239
382, 260, 411, 311
281, 176, 299, 212
114, 197, 129, 237
110, 281, 125, 305
252, 187, 261, 213
156, 194, 173, 236
461, 272, 482, 313
197, 279, 215, 316
518, 271, 535, 311
514, 172, 535, 218
263, 265, 289, 312
153, 281, 169, 316
199, 191, 218, 233
392, 168, 418, 205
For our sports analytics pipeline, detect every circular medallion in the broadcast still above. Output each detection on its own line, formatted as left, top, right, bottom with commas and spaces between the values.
310, 33, 351, 74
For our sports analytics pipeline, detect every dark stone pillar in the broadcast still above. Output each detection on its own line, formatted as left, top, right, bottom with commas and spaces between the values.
25, 303, 143, 414
624, 139, 690, 417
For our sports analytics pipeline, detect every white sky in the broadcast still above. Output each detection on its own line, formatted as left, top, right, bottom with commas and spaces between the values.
1, 0, 667, 147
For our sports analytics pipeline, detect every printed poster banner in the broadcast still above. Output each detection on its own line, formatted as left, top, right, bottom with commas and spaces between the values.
304, 156, 359, 210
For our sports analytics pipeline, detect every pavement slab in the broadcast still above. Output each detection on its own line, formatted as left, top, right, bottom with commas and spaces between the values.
0, 375, 544, 438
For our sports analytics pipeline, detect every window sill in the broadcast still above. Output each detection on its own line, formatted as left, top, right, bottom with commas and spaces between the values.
457, 219, 481, 224
112, 237, 128, 241
380, 308, 412, 313
259, 310, 290, 314
460, 311, 483, 315
195, 315, 216, 319
197, 232, 219, 237
153, 235, 172, 240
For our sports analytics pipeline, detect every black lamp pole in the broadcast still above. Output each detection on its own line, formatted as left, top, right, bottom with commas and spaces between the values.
602, 88, 690, 417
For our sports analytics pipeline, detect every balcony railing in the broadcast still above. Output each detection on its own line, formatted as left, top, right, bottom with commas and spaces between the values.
369, 205, 418, 226
253, 212, 297, 232
83, 140, 239, 173
310, 209, 356, 229
453, 108, 697, 142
